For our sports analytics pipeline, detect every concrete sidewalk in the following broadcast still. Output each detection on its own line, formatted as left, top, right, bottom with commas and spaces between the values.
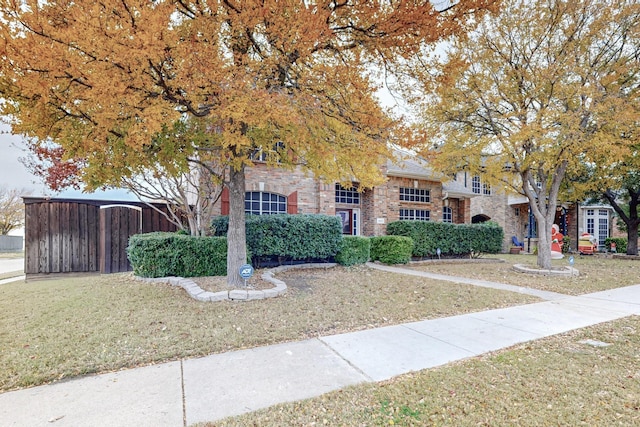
1, 281, 640, 426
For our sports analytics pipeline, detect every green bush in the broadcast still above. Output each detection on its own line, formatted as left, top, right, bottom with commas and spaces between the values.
370, 235, 414, 264
212, 214, 342, 261
386, 220, 503, 257
335, 236, 371, 266
127, 232, 227, 278
605, 237, 627, 253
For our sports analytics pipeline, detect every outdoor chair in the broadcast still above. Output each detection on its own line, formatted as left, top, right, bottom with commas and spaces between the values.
511, 236, 524, 248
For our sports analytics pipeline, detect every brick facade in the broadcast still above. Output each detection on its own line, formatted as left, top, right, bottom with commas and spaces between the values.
215, 159, 473, 236
471, 191, 530, 252
472, 190, 623, 253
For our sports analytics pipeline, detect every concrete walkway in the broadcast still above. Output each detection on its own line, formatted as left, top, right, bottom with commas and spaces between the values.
366, 262, 569, 301
1, 266, 640, 426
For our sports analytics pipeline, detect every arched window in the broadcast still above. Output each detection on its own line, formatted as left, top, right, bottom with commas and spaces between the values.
245, 192, 287, 215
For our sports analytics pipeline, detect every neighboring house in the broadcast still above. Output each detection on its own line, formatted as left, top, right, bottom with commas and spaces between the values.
214, 150, 476, 235
471, 186, 619, 253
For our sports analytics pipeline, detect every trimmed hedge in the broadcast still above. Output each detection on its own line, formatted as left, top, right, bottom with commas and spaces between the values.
605, 237, 627, 253
370, 235, 414, 264
386, 220, 503, 257
127, 232, 227, 278
335, 236, 371, 266
212, 214, 342, 262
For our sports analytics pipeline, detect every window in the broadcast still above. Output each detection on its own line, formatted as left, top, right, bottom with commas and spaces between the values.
250, 141, 285, 162
442, 207, 452, 223
472, 176, 481, 194
400, 209, 430, 221
586, 209, 595, 235
400, 187, 430, 203
472, 175, 491, 195
335, 184, 360, 204
245, 192, 287, 215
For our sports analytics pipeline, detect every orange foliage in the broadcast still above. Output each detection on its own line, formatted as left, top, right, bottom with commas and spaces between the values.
0, 0, 496, 190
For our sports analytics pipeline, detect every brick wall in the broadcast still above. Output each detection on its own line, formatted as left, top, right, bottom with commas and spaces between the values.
471, 191, 529, 252
215, 163, 469, 236
386, 176, 443, 222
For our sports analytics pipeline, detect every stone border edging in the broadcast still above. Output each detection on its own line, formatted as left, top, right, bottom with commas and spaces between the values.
136, 262, 337, 302
513, 263, 579, 277
612, 254, 640, 261
409, 258, 505, 265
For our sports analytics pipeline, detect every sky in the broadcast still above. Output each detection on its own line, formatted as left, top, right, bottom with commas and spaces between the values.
0, 124, 137, 201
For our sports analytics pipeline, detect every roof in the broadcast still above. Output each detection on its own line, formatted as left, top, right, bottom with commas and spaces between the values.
386, 149, 476, 198
386, 149, 441, 181
442, 177, 476, 198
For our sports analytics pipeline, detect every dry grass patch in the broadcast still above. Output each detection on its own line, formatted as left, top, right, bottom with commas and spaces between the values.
0, 251, 24, 259
409, 254, 640, 295
0, 270, 23, 281
192, 270, 275, 293
0, 265, 537, 392
207, 315, 640, 426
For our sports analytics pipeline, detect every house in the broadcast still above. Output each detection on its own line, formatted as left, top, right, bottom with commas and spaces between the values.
214, 150, 476, 235
471, 186, 619, 253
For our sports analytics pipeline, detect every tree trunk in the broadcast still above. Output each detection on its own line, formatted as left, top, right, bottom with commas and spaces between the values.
535, 216, 553, 270
627, 194, 640, 256
603, 188, 640, 256
226, 165, 248, 287
627, 220, 639, 256
522, 173, 563, 270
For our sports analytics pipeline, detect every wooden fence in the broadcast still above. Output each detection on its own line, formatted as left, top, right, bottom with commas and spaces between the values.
24, 197, 178, 278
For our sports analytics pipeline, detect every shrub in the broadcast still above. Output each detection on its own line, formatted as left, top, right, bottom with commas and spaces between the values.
370, 235, 414, 264
605, 237, 627, 253
386, 220, 503, 257
127, 232, 227, 278
335, 236, 371, 266
212, 214, 342, 262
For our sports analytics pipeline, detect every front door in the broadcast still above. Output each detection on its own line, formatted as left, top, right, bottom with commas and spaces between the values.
585, 208, 609, 250
336, 209, 352, 235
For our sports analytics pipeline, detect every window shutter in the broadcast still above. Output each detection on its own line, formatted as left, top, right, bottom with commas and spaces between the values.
287, 191, 298, 214
221, 187, 230, 215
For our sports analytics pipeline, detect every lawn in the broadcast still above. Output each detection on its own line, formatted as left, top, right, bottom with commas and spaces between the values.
2, 255, 639, 426
0, 265, 539, 392
409, 253, 640, 295
207, 315, 640, 426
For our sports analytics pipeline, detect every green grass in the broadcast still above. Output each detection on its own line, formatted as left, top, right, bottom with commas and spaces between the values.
0, 266, 539, 392
205, 315, 640, 426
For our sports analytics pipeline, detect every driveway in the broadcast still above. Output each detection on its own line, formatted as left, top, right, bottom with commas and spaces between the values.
0, 258, 24, 274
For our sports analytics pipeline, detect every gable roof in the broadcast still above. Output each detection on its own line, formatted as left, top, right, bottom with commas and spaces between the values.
386, 149, 441, 181
386, 149, 476, 198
